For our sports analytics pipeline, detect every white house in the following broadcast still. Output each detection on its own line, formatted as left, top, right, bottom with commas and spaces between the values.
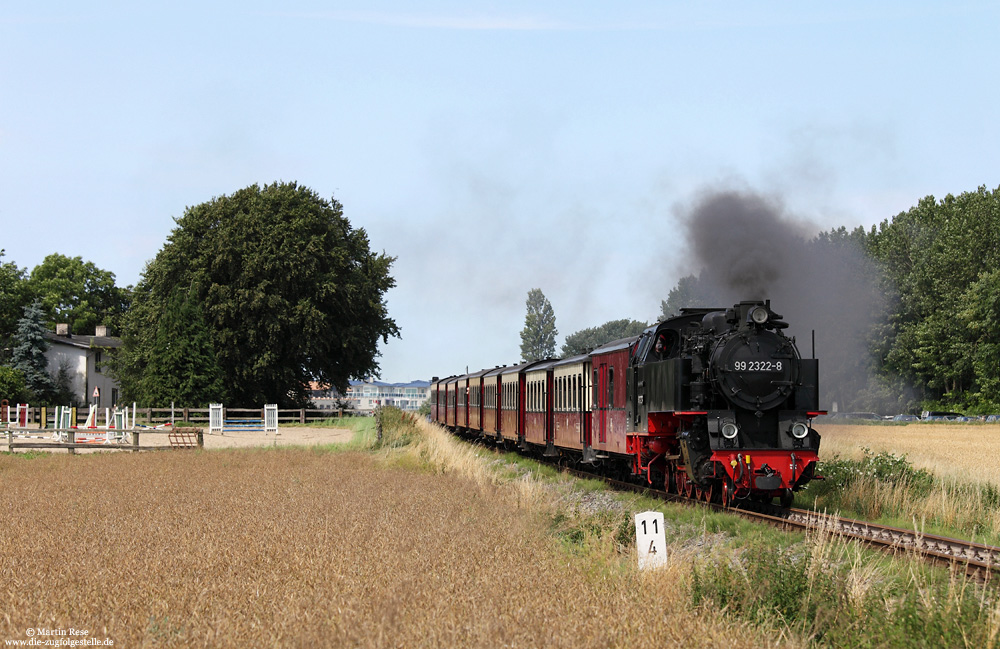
44, 324, 122, 408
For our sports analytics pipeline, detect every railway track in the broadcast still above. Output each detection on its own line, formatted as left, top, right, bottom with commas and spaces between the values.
461, 432, 1000, 580
557, 465, 1000, 581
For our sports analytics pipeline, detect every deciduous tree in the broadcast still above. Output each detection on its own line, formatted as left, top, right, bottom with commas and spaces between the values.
112, 182, 400, 407
29, 253, 129, 335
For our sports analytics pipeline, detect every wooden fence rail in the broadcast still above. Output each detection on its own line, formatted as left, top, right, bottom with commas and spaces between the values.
5, 427, 206, 454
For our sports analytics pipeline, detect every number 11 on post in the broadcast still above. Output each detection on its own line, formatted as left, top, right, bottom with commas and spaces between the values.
635, 511, 668, 570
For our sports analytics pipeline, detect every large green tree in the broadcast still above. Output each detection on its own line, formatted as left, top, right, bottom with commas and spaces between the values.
519, 288, 557, 362
561, 318, 647, 357
29, 253, 130, 335
113, 182, 400, 407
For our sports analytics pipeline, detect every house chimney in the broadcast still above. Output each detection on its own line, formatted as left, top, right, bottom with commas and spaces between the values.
95, 325, 109, 337
56, 323, 71, 337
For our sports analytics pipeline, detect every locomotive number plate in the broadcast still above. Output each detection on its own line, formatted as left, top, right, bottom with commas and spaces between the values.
733, 361, 783, 372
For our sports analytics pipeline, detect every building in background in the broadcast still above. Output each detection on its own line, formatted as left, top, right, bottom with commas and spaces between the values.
44, 324, 122, 408
308, 379, 431, 412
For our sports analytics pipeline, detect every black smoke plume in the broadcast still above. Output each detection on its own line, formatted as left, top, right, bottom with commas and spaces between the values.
677, 188, 892, 412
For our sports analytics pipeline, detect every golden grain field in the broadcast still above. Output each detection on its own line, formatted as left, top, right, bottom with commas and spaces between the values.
815, 423, 1000, 485
0, 446, 776, 648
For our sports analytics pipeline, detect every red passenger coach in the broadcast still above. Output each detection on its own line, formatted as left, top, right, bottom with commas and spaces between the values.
455, 374, 470, 429
467, 369, 489, 433
499, 361, 545, 445
481, 367, 504, 436
445, 377, 458, 428
551, 355, 591, 454
523, 360, 557, 449
590, 338, 637, 458
430, 377, 450, 424
499, 364, 523, 444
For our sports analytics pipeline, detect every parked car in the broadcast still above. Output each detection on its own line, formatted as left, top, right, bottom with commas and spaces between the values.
921, 411, 964, 420
833, 412, 881, 421
892, 414, 919, 422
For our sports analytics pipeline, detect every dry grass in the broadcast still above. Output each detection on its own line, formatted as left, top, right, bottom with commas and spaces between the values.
0, 443, 779, 648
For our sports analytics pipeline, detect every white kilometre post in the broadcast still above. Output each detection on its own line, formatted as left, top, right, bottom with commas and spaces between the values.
635, 511, 668, 570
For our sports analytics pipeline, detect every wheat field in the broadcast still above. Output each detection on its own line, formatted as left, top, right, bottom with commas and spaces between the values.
815, 422, 1000, 486
0, 446, 777, 648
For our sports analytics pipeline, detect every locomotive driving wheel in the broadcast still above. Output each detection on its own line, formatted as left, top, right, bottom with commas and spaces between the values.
663, 464, 676, 493
721, 478, 735, 508
701, 482, 714, 503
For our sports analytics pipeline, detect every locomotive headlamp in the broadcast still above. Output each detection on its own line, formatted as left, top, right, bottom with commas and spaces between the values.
791, 422, 809, 439
721, 422, 739, 439
750, 306, 769, 325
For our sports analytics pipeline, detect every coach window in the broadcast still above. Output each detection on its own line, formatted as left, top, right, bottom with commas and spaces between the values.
609, 368, 615, 407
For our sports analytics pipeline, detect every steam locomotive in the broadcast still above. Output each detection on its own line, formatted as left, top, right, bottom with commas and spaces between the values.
431, 300, 823, 507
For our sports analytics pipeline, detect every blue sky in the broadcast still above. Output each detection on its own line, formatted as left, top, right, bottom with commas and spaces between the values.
2, 2, 998, 383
